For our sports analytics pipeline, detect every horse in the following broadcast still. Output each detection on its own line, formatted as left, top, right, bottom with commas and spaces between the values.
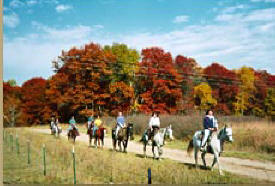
187, 125, 233, 175
112, 123, 134, 153
88, 127, 106, 148
141, 125, 174, 159
51, 125, 62, 137
68, 127, 79, 143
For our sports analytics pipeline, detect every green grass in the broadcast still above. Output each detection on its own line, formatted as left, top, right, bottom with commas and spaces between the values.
3, 128, 270, 184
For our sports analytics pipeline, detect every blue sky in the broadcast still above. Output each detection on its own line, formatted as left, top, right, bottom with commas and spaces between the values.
3, 0, 275, 85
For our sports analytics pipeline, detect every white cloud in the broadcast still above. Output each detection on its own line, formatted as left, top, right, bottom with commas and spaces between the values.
55, 4, 72, 13
9, 0, 24, 8
221, 4, 248, 14
173, 15, 189, 23
216, 8, 275, 22
4, 12, 20, 28
251, 0, 275, 2
27, 0, 37, 6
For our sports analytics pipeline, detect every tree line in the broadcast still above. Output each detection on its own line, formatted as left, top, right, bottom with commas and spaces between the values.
3, 42, 275, 126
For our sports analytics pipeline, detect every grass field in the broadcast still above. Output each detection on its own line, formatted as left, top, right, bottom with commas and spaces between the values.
3, 128, 267, 184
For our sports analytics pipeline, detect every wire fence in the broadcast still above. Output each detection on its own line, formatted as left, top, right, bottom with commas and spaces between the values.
3, 129, 154, 184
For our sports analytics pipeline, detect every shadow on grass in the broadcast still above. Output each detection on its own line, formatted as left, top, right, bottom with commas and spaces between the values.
179, 162, 211, 170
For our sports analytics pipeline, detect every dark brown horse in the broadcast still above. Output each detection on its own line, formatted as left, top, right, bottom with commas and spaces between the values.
88, 127, 106, 148
68, 127, 79, 143
112, 123, 134, 153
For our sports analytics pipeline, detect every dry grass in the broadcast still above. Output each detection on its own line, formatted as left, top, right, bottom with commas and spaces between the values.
3, 128, 265, 184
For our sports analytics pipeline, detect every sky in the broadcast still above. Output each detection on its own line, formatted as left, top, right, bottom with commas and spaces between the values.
3, 0, 275, 85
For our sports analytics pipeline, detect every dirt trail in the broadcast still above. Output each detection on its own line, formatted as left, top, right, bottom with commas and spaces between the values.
31, 128, 275, 182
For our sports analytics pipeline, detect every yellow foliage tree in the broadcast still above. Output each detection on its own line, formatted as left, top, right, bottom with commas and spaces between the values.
194, 83, 217, 110
233, 66, 256, 115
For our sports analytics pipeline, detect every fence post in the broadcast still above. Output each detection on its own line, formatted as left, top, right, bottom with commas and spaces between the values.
16, 134, 19, 155
72, 146, 76, 184
148, 168, 152, 184
27, 140, 31, 164
10, 135, 13, 152
43, 144, 46, 176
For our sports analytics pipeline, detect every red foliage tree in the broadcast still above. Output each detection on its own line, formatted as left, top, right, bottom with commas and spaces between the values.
21, 77, 47, 125
175, 55, 199, 113
136, 47, 182, 114
204, 63, 239, 114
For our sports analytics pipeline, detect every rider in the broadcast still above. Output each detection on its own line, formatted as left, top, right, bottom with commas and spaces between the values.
50, 116, 55, 131
67, 116, 79, 135
115, 111, 125, 139
87, 115, 94, 134
93, 114, 102, 136
147, 112, 160, 140
200, 110, 217, 151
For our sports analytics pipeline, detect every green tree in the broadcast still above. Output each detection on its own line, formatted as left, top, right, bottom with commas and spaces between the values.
7, 79, 17, 87
104, 43, 140, 86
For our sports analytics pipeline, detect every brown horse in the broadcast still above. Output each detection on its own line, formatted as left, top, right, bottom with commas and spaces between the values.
68, 127, 79, 143
112, 123, 134, 153
88, 127, 105, 148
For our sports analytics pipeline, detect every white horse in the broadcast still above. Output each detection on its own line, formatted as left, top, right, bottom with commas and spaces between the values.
51, 125, 62, 137
187, 125, 233, 175
142, 125, 174, 159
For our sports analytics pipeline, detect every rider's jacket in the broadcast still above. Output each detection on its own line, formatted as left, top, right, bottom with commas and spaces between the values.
88, 116, 94, 122
203, 115, 214, 129
69, 118, 76, 128
94, 118, 102, 128
116, 116, 125, 128
148, 116, 160, 128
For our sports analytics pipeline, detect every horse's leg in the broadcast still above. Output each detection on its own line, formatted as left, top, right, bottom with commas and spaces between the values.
152, 145, 156, 159
201, 151, 207, 168
101, 137, 104, 148
118, 140, 122, 152
212, 152, 224, 175
157, 145, 162, 160
194, 147, 198, 169
143, 143, 147, 158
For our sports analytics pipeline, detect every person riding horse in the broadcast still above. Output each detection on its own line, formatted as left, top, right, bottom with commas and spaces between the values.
87, 115, 94, 135
146, 112, 160, 141
50, 116, 55, 130
115, 112, 126, 140
67, 116, 80, 136
93, 115, 103, 136
200, 110, 218, 152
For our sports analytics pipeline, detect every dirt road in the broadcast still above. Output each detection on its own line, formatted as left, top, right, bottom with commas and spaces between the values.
31, 128, 275, 182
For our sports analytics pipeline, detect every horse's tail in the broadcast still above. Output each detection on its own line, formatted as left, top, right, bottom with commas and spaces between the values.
187, 139, 194, 156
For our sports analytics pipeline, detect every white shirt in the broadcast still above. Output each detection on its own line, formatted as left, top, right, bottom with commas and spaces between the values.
149, 116, 160, 128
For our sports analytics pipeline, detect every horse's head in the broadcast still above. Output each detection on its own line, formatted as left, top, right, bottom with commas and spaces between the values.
219, 125, 233, 142
165, 124, 174, 141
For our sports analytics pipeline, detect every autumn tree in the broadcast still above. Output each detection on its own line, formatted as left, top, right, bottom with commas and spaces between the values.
21, 77, 47, 125
233, 67, 256, 115
3, 81, 22, 127
264, 88, 275, 121
136, 47, 182, 114
175, 55, 200, 113
193, 83, 217, 111
104, 43, 139, 114
204, 63, 238, 114
49, 43, 116, 120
